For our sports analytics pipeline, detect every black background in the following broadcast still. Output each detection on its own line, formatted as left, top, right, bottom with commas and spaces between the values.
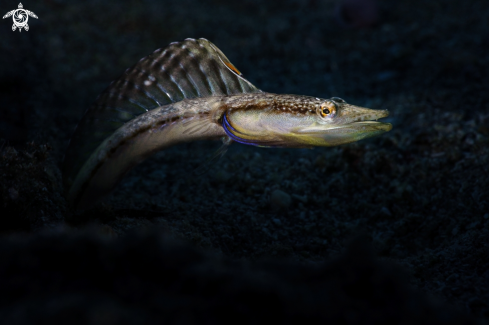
0, 0, 488, 323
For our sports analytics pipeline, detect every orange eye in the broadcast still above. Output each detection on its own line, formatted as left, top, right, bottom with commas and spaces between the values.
319, 102, 336, 118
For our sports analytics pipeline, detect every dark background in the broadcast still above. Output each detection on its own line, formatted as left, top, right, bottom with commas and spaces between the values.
0, 0, 488, 323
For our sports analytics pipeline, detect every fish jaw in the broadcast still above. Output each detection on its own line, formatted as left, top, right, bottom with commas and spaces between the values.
291, 104, 392, 146
291, 120, 392, 147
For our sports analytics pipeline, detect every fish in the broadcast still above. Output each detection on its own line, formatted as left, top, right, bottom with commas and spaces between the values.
63, 38, 392, 210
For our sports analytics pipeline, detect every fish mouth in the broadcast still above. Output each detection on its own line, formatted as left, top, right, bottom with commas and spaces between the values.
329, 107, 391, 131
292, 108, 392, 147
346, 120, 392, 132
300, 112, 392, 134
345, 108, 392, 132
311, 120, 392, 135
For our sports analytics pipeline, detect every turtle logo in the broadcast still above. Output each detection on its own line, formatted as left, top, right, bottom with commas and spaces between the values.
2, 3, 38, 32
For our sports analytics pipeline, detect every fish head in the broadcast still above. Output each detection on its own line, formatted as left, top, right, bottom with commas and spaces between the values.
222, 96, 392, 147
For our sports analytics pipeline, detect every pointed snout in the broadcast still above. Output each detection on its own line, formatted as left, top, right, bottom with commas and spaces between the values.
304, 103, 392, 146
337, 103, 389, 124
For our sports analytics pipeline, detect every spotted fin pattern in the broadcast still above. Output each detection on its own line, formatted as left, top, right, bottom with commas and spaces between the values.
63, 38, 261, 189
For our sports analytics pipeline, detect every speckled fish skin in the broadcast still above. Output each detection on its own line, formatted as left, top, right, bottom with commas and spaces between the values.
63, 38, 391, 210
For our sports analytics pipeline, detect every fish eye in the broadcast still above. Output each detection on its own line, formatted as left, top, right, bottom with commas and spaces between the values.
319, 101, 337, 118
331, 97, 345, 103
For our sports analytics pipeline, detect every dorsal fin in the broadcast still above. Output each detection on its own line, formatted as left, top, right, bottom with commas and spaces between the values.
63, 38, 262, 189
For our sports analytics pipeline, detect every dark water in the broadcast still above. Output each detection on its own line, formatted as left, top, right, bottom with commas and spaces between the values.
0, 0, 488, 323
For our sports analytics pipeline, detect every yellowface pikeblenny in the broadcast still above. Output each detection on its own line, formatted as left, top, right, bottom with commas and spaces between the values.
63, 38, 392, 209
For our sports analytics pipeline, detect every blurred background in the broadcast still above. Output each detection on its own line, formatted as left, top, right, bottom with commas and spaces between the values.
0, 0, 488, 323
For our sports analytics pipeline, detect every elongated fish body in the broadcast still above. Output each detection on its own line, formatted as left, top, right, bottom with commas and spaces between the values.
64, 38, 392, 210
